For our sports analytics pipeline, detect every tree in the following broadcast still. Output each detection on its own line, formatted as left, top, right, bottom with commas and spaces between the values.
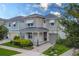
59, 18, 79, 47
58, 4, 79, 55
0, 25, 8, 40
64, 3, 79, 18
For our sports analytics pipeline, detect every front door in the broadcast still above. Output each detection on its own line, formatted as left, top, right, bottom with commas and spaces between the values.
44, 32, 47, 41
27, 32, 32, 39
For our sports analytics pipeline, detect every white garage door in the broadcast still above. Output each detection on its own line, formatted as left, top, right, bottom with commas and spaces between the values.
49, 33, 57, 44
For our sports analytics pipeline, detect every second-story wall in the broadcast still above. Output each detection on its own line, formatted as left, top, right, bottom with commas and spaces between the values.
24, 17, 46, 28
3, 14, 58, 34
48, 19, 58, 33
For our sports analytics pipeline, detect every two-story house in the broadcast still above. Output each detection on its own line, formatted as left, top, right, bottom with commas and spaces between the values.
1, 14, 58, 46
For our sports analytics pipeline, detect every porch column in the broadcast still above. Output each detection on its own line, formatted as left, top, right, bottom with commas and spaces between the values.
47, 32, 49, 42
37, 32, 40, 46
31, 32, 33, 41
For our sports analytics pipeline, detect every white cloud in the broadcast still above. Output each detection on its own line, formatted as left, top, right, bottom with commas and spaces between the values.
25, 4, 31, 10
26, 4, 40, 10
32, 4, 40, 8
56, 3, 62, 7
0, 4, 6, 12
29, 11, 41, 15
50, 11, 61, 17
40, 3, 49, 10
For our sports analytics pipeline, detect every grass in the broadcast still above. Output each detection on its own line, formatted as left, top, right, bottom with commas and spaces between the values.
75, 52, 79, 56
43, 43, 70, 56
3, 42, 33, 50
0, 47, 20, 56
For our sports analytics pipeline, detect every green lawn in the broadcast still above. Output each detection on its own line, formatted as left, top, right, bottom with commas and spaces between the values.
75, 52, 79, 56
43, 44, 70, 56
0, 48, 20, 56
3, 42, 33, 50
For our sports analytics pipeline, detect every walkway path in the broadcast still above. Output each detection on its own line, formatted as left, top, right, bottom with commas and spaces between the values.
15, 43, 53, 56
0, 42, 53, 56
0, 39, 11, 45
60, 48, 73, 56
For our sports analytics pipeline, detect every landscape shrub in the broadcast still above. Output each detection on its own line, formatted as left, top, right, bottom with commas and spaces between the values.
13, 36, 20, 40
20, 39, 33, 47
11, 38, 33, 47
56, 39, 64, 44
63, 39, 73, 47
0, 38, 2, 40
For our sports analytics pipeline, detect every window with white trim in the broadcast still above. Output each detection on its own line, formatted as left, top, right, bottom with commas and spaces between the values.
50, 22, 54, 26
49, 20, 55, 26
13, 22, 16, 27
27, 23, 33, 27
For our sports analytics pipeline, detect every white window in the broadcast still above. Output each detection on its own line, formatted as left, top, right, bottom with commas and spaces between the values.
26, 20, 34, 27
50, 23, 54, 25
12, 22, 16, 27
27, 23, 33, 27
49, 20, 55, 26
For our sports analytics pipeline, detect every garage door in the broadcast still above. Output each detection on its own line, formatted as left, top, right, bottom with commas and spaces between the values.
8, 32, 19, 40
49, 33, 57, 44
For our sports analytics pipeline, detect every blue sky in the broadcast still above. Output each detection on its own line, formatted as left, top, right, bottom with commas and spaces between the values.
0, 3, 65, 19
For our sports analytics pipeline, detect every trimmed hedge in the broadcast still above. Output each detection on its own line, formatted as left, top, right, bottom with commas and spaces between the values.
13, 36, 20, 40
11, 39, 33, 48
10, 36, 33, 48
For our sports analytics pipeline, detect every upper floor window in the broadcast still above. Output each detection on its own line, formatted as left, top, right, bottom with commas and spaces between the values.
49, 20, 55, 26
13, 24, 16, 27
13, 22, 16, 27
28, 23, 33, 27
26, 20, 34, 27
50, 23, 54, 25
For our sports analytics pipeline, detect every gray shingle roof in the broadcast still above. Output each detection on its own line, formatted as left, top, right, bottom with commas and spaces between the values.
24, 14, 45, 19
0, 14, 58, 22
0, 18, 7, 21
20, 27, 48, 32
8, 16, 25, 22
45, 14, 58, 20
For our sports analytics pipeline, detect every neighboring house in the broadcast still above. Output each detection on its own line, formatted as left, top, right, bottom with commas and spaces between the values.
0, 14, 58, 46
0, 18, 5, 25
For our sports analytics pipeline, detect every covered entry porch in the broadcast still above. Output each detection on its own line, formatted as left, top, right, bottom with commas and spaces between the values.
20, 27, 49, 46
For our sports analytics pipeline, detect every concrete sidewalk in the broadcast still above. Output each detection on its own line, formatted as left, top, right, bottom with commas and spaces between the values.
0, 43, 53, 56
60, 48, 73, 56
0, 39, 11, 44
